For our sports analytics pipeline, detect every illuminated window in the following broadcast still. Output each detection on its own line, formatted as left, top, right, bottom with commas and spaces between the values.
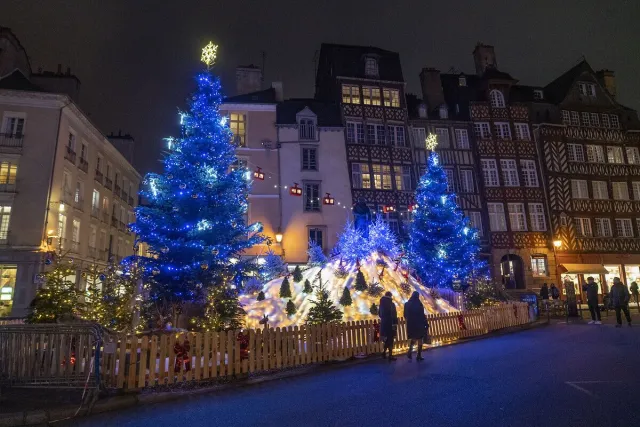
626, 147, 640, 165
0, 161, 17, 191
0, 265, 17, 316
0, 206, 11, 242
342, 85, 360, 104
528, 203, 546, 231
488, 203, 507, 231
383, 89, 400, 108
574, 217, 592, 237
351, 163, 371, 189
58, 212, 67, 248
592, 181, 609, 200
571, 180, 589, 199
508, 203, 527, 231
489, 90, 505, 108
531, 256, 548, 277
362, 87, 381, 106
607, 146, 624, 164
586, 145, 605, 163
372, 164, 392, 190
612, 182, 629, 200
229, 113, 246, 147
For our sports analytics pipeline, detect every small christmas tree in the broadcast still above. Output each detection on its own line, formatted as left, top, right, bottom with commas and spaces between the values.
339, 286, 352, 306
306, 284, 343, 324
257, 291, 265, 301
292, 265, 303, 283
369, 215, 400, 257
263, 250, 288, 282
286, 299, 297, 317
355, 270, 368, 292
369, 303, 379, 315
82, 263, 108, 325
193, 283, 245, 331
279, 277, 292, 298
303, 279, 313, 293
307, 241, 328, 267
335, 220, 370, 263
27, 258, 84, 323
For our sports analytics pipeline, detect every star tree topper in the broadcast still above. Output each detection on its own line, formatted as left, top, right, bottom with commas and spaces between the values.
201, 42, 218, 68
425, 134, 438, 151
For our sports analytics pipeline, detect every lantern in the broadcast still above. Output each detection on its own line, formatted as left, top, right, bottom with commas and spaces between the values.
253, 167, 265, 180
290, 182, 302, 196
383, 205, 396, 213
322, 193, 335, 205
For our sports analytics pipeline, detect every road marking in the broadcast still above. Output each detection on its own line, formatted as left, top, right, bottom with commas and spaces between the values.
565, 382, 595, 397
565, 380, 624, 398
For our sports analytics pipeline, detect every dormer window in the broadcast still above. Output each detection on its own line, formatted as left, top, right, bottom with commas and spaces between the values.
578, 82, 596, 97
439, 105, 449, 119
533, 89, 544, 100
459, 75, 467, 87
418, 104, 427, 118
489, 89, 505, 108
364, 57, 379, 77
299, 118, 316, 140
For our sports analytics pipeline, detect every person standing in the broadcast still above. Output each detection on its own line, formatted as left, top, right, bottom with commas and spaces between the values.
404, 291, 427, 361
609, 277, 632, 327
583, 277, 601, 325
540, 283, 549, 300
630, 281, 639, 306
550, 283, 560, 300
379, 291, 398, 361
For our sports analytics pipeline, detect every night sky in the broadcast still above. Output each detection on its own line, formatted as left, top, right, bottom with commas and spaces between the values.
2, 0, 639, 175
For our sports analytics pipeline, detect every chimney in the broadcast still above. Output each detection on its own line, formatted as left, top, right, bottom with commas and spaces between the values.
235, 65, 262, 96
472, 43, 497, 75
596, 69, 616, 99
419, 68, 445, 112
57, 63, 62, 74
271, 82, 284, 102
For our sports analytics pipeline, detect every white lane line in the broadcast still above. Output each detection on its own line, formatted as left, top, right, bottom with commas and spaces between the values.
569, 381, 623, 384
565, 382, 595, 397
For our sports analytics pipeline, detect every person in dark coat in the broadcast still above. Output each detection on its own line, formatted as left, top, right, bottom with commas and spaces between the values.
540, 283, 549, 300
379, 291, 398, 361
583, 277, 601, 324
550, 283, 560, 300
609, 277, 632, 327
404, 291, 427, 361
630, 281, 639, 305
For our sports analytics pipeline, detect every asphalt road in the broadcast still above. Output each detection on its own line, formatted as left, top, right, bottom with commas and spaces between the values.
70, 318, 640, 427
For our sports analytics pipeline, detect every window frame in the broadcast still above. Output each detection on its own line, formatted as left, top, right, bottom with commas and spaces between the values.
567, 143, 585, 163
362, 87, 381, 106
367, 123, 386, 145
346, 121, 365, 144
592, 181, 609, 200
301, 147, 318, 171
303, 182, 321, 212
494, 122, 512, 140
528, 203, 547, 231
351, 163, 371, 189
612, 182, 630, 200
595, 218, 613, 238
489, 90, 505, 108
341, 85, 361, 104
364, 58, 379, 77
607, 146, 624, 164
487, 203, 507, 232
514, 123, 531, 141
393, 165, 412, 191
500, 159, 520, 187
571, 179, 589, 199
459, 169, 475, 193
531, 256, 548, 277
383, 88, 400, 108
298, 118, 316, 141
520, 160, 539, 187
454, 129, 470, 149
574, 217, 593, 237
508, 203, 527, 231
473, 122, 491, 139
615, 218, 634, 238
586, 145, 605, 163
481, 159, 499, 187
229, 112, 247, 147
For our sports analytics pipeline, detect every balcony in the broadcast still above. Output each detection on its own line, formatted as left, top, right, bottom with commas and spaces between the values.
111, 216, 119, 228
104, 177, 113, 191
114, 184, 122, 198
0, 133, 24, 151
94, 170, 103, 185
0, 179, 17, 193
70, 240, 80, 253
73, 197, 84, 212
78, 157, 89, 173
102, 211, 110, 223
91, 206, 100, 219
62, 190, 74, 205
122, 191, 128, 202
64, 147, 77, 164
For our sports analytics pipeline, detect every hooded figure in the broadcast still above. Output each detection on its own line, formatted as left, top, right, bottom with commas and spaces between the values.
583, 277, 601, 325
379, 291, 398, 361
404, 291, 427, 360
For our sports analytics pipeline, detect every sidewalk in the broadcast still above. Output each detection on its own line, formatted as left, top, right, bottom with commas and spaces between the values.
0, 319, 548, 427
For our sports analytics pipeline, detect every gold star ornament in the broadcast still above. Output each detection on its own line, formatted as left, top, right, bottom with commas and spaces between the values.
425, 134, 438, 151
201, 42, 218, 68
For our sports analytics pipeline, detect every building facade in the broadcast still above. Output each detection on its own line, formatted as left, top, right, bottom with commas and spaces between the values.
0, 28, 140, 317
315, 44, 415, 235
533, 61, 640, 297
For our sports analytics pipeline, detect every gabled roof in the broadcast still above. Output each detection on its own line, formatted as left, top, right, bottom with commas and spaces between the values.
543, 60, 594, 104
0, 69, 43, 91
318, 43, 404, 82
482, 67, 517, 82
224, 87, 276, 104
276, 99, 342, 127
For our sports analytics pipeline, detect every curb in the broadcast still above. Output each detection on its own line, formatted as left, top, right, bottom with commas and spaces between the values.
0, 320, 547, 426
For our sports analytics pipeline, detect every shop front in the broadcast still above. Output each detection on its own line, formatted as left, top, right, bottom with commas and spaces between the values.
558, 264, 609, 303
0, 265, 17, 317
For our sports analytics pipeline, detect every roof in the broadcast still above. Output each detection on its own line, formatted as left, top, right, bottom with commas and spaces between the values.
0, 69, 43, 91
481, 67, 517, 82
224, 87, 277, 104
276, 99, 342, 127
543, 60, 594, 104
317, 43, 404, 81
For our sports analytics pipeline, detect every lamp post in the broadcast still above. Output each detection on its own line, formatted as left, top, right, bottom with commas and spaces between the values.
553, 239, 562, 284
275, 229, 284, 257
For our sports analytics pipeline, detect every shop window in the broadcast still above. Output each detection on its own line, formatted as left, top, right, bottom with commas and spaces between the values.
531, 256, 548, 277
0, 265, 17, 317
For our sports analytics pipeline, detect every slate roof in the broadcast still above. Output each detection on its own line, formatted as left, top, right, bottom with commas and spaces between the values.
317, 43, 404, 82
224, 87, 277, 104
276, 99, 342, 127
543, 60, 594, 104
0, 69, 43, 91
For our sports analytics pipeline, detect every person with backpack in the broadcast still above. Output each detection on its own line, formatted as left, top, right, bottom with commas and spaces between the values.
404, 291, 427, 361
609, 277, 632, 327
379, 291, 398, 361
550, 283, 560, 300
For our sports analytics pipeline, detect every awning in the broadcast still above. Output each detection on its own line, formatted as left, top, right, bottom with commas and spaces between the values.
558, 264, 609, 275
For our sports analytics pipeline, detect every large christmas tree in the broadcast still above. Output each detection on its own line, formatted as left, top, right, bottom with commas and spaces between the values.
132, 43, 263, 327
409, 137, 485, 288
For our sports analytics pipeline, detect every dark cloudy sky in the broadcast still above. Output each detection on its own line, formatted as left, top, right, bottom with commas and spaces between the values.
2, 0, 639, 174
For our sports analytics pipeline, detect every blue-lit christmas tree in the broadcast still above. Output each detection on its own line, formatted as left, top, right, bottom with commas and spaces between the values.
132, 42, 264, 329
409, 135, 485, 289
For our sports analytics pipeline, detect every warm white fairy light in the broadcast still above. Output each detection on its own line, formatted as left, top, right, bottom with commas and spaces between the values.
425, 134, 438, 151
201, 42, 218, 68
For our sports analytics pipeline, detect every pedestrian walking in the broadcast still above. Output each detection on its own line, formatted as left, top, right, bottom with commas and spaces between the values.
404, 291, 427, 361
583, 277, 601, 325
379, 291, 398, 361
540, 283, 549, 300
609, 277, 632, 327
550, 283, 560, 300
631, 281, 639, 305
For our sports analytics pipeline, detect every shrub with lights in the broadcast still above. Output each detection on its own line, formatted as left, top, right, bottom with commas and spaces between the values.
131, 43, 264, 329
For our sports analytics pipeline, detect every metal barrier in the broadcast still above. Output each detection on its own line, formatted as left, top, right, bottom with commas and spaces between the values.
0, 323, 106, 389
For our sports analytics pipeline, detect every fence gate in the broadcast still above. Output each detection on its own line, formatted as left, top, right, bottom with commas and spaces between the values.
0, 323, 105, 389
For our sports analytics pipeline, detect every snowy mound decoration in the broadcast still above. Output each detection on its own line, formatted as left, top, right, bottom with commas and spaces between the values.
240, 216, 456, 328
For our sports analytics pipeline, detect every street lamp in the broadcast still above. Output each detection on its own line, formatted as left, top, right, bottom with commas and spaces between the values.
553, 240, 562, 248
552, 239, 562, 284
275, 230, 283, 244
